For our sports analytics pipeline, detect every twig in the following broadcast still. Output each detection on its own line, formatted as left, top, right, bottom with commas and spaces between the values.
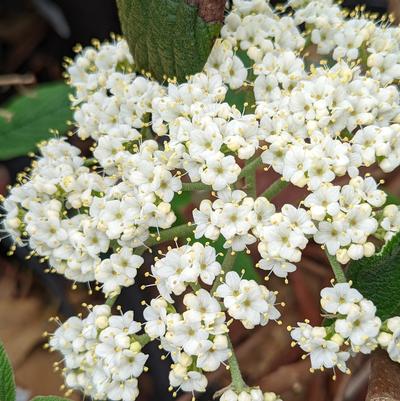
0, 74, 36, 87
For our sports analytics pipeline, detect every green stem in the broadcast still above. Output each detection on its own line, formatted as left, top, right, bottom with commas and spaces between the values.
227, 336, 247, 392
135, 333, 151, 347
261, 178, 289, 200
242, 155, 259, 197
238, 156, 262, 179
141, 113, 153, 141
190, 282, 201, 292
181, 182, 211, 191
145, 223, 194, 247
105, 294, 119, 307
325, 250, 346, 283
134, 246, 147, 256
211, 250, 236, 294
83, 158, 97, 167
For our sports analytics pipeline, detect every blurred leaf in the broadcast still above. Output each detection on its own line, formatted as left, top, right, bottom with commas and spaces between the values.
0, 341, 15, 401
385, 191, 400, 206
347, 231, 400, 321
0, 82, 72, 160
31, 397, 71, 401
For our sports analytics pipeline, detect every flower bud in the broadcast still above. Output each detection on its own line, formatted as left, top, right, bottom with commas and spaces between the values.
130, 341, 142, 353
95, 316, 109, 329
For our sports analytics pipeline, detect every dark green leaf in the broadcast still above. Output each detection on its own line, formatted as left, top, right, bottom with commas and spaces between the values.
347, 231, 400, 321
171, 191, 192, 225
116, 0, 222, 83
225, 86, 255, 113
0, 82, 72, 160
31, 397, 71, 401
385, 191, 400, 206
0, 341, 15, 401
232, 251, 260, 282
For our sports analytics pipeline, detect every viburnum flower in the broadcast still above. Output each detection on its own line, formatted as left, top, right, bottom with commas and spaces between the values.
3, 0, 400, 399
215, 271, 281, 329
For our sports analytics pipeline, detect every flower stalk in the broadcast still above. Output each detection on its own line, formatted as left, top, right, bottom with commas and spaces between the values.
261, 178, 289, 200
326, 250, 347, 283
227, 336, 247, 392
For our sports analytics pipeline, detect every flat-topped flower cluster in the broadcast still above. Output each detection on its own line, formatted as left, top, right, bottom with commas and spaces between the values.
2, 0, 400, 400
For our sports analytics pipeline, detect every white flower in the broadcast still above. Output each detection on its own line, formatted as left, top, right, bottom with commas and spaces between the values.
200, 153, 241, 190
216, 272, 280, 329
143, 298, 168, 339
314, 220, 350, 255
320, 283, 363, 315
191, 243, 222, 285
196, 334, 230, 372
258, 258, 297, 278
95, 248, 143, 295
335, 300, 381, 351
381, 204, 400, 241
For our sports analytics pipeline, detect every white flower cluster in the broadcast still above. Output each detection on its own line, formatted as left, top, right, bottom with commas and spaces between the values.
256, 60, 400, 189
143, 242, 280, 394
144, 290, 229, 394
290, 283, 400, 376
2, 138, 177, 294
151, 242, 222, 302
49, 305, 148, 401
216, 271, 281, 329
193, 189, 316, 276
3, 0, 400, 399
305, 175, 386, 263
291, 0, 400, 85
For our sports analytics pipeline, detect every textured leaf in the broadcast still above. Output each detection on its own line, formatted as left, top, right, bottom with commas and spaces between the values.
31, 397, 71, 401
347, 231, 400, 321
0, 341, 15, 401
116, 0, 222, 82
0, 82, 72, 160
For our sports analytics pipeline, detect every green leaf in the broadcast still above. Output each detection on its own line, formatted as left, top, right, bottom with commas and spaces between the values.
116, 0, 222, 83
171, 191, 192, 225
0, 82, 72, 160
347, 231, 400, 321
385, 191, 400, 206
31, 397, 71, 401
233, 251, 260, 282
225, 86, 255, 113
0, 341, 16, 401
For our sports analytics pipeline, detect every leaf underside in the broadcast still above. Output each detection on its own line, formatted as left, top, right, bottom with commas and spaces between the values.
347, 231, 400, 321
117, 0, 221, 83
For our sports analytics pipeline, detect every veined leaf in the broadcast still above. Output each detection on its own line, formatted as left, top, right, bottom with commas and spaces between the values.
116, 0, 223, 83
0, 82, 72, 160
347, 231, 400, 321
0, 341, 15, 401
